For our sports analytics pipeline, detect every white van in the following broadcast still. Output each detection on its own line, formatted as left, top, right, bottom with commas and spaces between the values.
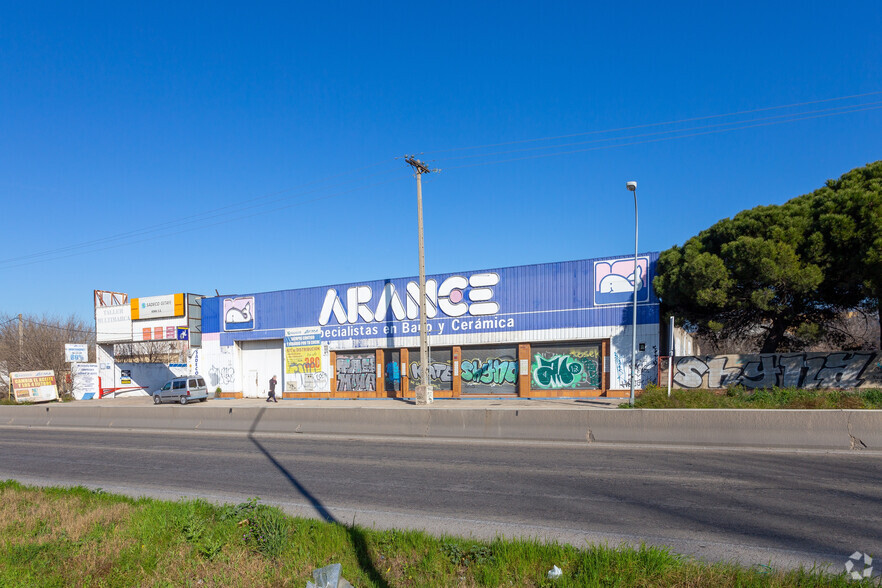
153, 376, 208, 405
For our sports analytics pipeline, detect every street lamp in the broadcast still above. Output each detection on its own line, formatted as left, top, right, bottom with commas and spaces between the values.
405, 156, 435, 405
626, 181, 638, 406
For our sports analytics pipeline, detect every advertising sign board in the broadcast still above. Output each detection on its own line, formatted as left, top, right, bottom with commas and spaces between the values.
284, 327, 330, 392
203, 254, 661, 347
223, 297, 254, 331
72, 363, 99, 400
65, 343, 89, 363
131, 293, 185, 320
10, 370, 59, 403
96, 303, 132, 343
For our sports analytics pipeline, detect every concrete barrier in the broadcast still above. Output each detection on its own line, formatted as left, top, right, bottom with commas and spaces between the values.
1, 405, 880, 450
584, 409, 854, 449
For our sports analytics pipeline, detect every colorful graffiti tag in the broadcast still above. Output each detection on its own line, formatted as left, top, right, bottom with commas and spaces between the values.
461, 346, 518, 394
531, 346, 600, 390
336, 354, 376, 392
672, 352, 881, 390
461, 358, 517, 386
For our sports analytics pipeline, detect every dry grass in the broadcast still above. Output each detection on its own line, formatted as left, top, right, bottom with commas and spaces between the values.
0, 486, 133, 543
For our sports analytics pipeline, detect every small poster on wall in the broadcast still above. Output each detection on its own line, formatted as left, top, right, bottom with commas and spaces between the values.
284, 327, 331, 392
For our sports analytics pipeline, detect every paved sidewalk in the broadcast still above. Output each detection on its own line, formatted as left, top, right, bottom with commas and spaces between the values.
79, 395, 629, 410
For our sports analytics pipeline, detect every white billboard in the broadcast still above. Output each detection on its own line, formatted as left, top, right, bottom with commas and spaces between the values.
131, 294, 185, 320
96, 304, 132, 343
72, 363, 100, 400
65, 344, 89, 362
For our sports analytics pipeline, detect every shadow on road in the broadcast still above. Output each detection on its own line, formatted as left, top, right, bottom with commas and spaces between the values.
248, 407, 389, 587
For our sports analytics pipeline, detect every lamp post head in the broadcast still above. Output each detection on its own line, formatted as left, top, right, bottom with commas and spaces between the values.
626, 181, 637, 192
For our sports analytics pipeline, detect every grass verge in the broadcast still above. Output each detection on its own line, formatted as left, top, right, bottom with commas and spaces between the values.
628, 384, 882, 409
0, 480, 869, 587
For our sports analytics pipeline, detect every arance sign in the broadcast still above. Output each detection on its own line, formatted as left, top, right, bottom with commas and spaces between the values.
318, 273, 500, 326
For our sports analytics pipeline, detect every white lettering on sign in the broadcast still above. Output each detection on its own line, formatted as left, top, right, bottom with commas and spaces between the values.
318, 273, 500, 326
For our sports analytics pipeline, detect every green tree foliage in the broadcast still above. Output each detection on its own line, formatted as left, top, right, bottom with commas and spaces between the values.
655, 161, 882, 353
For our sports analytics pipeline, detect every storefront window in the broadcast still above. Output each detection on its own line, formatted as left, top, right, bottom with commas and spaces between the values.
530, 343, 601, 390
460, 345, 518, 394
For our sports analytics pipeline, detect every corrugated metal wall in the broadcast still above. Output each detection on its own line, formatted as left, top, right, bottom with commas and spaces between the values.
198, 253, 664, 393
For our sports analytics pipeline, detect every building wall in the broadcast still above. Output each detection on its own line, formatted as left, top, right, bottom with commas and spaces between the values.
200, 254, 661, 397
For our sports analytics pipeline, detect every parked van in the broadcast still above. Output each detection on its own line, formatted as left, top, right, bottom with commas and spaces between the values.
153, 376, 208, 405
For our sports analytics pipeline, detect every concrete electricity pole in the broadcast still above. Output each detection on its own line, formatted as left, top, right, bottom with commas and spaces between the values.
18, 313, 23, 367
404, 156, 437, 405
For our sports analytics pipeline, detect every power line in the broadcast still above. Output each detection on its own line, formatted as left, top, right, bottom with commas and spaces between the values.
434, 101, 882, 163
420, 89, 882, 155
436, 104, 882, 171
2, 317, 96, 335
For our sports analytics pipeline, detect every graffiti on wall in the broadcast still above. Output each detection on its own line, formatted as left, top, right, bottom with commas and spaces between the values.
291, 372, 329, 392
460, 346, 518, 394
461, 358, 517, 386
614, 346, 658, 389
672, 352, 881, 390
531, 347, 601, 390
336, 354, 376, 392
409, 360, 453, 390
209, 366, 235, 387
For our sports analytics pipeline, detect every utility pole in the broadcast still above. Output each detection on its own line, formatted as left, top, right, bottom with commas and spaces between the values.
404, 156, 437, 405
18, 313, 23, 368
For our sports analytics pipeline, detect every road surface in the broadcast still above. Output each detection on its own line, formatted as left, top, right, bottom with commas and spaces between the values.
1, 425, 879, 573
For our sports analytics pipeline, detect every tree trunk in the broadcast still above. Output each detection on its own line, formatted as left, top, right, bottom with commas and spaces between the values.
760, 320, 788, 353
878, 296, 882, 351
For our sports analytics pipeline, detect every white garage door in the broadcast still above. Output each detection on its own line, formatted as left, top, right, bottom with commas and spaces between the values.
239, 339, 283, 398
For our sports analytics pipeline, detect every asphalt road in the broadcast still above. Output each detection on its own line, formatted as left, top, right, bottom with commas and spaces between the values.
1, 425, 880, 574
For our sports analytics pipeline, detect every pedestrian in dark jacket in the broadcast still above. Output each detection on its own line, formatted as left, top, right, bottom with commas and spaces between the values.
267, 375, 278, 403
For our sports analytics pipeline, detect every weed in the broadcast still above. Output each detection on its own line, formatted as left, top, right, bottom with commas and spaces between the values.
442, 541, 494, 567
226, 499, 289, 558
196, 532, 225, 560
220, 496, 261, 522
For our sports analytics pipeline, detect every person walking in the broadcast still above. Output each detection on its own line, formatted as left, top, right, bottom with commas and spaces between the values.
267, 375, 278, 403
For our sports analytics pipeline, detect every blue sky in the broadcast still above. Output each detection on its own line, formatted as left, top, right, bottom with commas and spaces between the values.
2, 1, 880, 323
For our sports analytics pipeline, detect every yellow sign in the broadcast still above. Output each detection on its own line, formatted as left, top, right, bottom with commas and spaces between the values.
286, 345, 322, 373
11, 370, 59, 403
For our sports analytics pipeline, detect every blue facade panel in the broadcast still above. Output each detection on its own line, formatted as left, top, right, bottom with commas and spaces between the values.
204, 253, 660, 345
